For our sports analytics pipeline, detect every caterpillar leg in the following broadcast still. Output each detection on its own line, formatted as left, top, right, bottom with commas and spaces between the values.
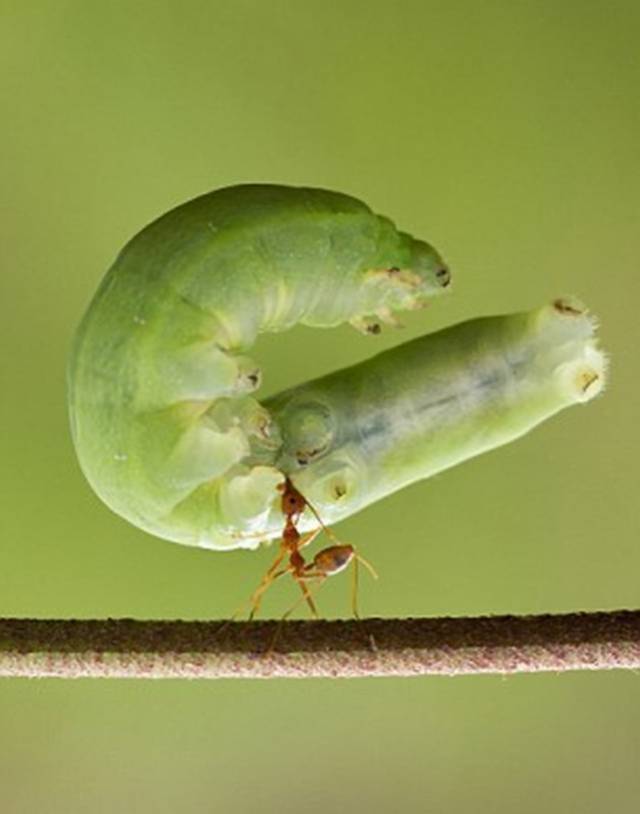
349, 305, 405, 335
350, 315, 383, 335
375, 306, 404, 329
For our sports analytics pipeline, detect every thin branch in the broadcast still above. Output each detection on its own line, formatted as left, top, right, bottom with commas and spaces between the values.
1, 610, 639, 679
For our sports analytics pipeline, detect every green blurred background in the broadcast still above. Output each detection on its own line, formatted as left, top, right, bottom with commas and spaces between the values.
1, 1, 639, 811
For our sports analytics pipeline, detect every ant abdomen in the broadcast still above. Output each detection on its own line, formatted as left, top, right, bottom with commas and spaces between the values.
311, 545, 355, 576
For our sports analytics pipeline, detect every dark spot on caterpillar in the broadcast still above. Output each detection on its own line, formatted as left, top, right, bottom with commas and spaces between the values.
436, 268, 451, 287
367, 322, 382, 335
296, 446, 325, 465
388, 266, 400, 274
553, 298, 583, 316
333, 483, 347, 499
579, 370, 599, 393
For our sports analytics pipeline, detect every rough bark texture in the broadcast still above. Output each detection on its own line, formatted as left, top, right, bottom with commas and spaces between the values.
1, 610, 639, 679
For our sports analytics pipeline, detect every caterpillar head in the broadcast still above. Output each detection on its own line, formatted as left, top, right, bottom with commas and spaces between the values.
353, 235, 451, 332
403, 237, 451, 307
368, 238, 451, 315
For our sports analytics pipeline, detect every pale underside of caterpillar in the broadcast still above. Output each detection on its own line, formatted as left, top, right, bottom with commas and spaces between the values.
68, 184, 606, 550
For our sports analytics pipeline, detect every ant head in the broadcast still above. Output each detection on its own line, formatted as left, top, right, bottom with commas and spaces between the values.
279, 477, 307, 517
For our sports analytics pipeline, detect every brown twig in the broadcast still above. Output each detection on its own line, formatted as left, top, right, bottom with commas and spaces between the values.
1, 610, 639, 679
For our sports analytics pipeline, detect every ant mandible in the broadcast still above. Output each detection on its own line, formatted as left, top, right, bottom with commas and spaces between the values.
245, 476, 376, 621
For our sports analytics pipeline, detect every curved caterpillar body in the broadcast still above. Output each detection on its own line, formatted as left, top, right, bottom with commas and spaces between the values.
69, 185, 606, 552
68, 185, 450, 549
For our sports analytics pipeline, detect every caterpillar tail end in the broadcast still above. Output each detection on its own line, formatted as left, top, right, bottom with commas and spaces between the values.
535, 296, 607, 405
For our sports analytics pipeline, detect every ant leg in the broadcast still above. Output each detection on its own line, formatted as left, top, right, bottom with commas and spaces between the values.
298, 527, 322, 551
241, 542, 288, 621
352, 554, 360, 619
292, 572, 320, 618
248, 565, 289, 621
217, 564, 290, 641
304, 545, 378, 619
265, 575, 327, 654
283, 575, 326, 621
247, 528, 322, 620
351, 551, 378, 618
302, 501, 343, 547
227, 564, 287, 624
286, 528, 323, 618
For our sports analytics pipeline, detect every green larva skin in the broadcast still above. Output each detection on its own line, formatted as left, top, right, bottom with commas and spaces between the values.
69, 185, 606, 551
266, 299, 605, 534
68, 185, 450, 548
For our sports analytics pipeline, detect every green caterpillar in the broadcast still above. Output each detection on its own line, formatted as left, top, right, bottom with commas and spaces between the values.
68, 184, 605, 550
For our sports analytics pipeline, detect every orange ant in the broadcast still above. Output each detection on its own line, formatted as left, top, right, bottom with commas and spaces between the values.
243, 477, 377, 621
